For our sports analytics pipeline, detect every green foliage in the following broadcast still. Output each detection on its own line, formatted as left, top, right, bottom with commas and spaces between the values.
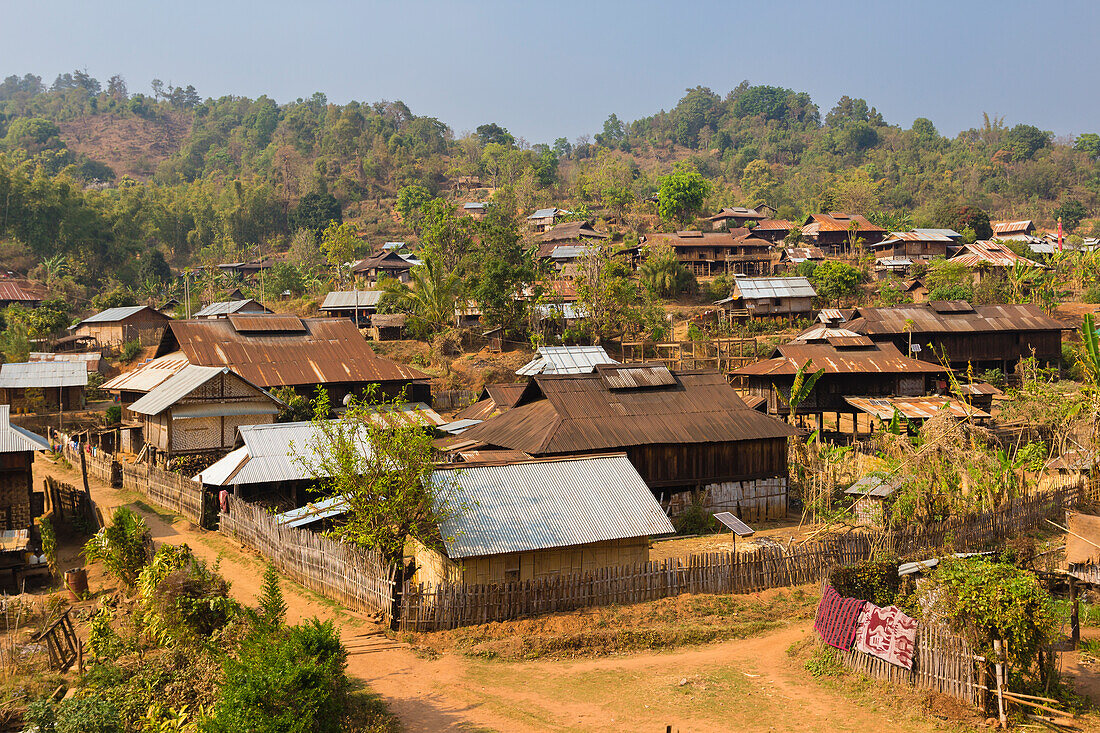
657, 165, 711, 224
804, 645, 843, 678
271, 386, 314, 422
924, 557, 1057, 673
39, 516, 57, 572
118, 339, 142, 362
380, 250, 463, 338
1053, 199, 1087, 232
257, 563, 287, 628
976, 368, 1006, 389
809, 260, 861, 304
673, 501, 716, 535
88, 606, 125, 661
291, 192, 341, 238
30, 692, 123, 733
828, 562, 900, 607
83, 507, 152, 587
203, 619, 348, 733
394, 184, 432, 222
639, 246, 696, 297
1003, 123, 1052, 162
137, 544, 238, 644
91, 285, 137, 310
1084, 284, 1100, 304
104, 405, 122, 424
319, 221, 359, 285
293, 388, 461, 562
1075, 132, 1100, 160
775, 358, 824, 423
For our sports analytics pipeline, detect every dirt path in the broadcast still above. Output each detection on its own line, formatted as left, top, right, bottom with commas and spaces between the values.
42, 453, 973, 732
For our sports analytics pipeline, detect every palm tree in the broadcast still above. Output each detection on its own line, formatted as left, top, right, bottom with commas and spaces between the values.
1007, 260, 1040, 302
639, 248, 695, 298
380, 252, 464, 334
775, 359, 825, 426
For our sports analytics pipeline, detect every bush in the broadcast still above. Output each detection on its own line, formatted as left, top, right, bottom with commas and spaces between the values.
138, 544, 238, 644
828, 561, 899, 607
104, 405, 121, 425
203, 619, 348, 733
28, 693, 123, 733
673, 502, 716, 535
83, 507, 152, 587
119, 339, 142, 362
1084, 284, 1100, 304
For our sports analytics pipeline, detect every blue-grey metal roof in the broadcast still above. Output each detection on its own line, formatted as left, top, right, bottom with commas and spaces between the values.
398, 253, 424, 266
516, 345, 618, 376
194, 420, 373, 486
383, 241, 407, 250
528, 208, 568, 219
320, 290, 383, 310
0, 361, 87, 389
435, 454, 674, 559
436, 418, 483, 434
732, 277, 817, 300
533, 303, 587, 321
549, 245, 590, 259
193, 299, 267, 317
463, 202, 486, 210
273, 496, 349, 529
74, 305, 152, 326
0, 406, 49, 453
913, 228, 961, 239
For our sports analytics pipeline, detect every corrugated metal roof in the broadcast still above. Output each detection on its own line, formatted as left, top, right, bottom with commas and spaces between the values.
992, 220, 1034, 235
158, 318, 429, 388
755, 219, 794, 231
516, 346, 618, 376
128, 365, 281, 416
733, 341, 945, 376
732, 277, 817, 300
463, 202, 486, 210
435, 454, 674, 559
0, 361, 87, 388
362, 403, 445, 428
436, 418, 483, 434
193, 300, 269, 318
549, 245, 590, 259
0, 280, 44, 303
912, 228, 961, 239
195, 420, 374, 486
845, 474, 902, 498
803, 213, 885, 233
528, 208, 565, 219
537, 221, 610, 242
273, 496, 350, 529
844, 396, 991, 420
845, 302, 1065, 335
783, 247, 825, 262
884, 231, 955, 243
461, 370, 795, 454
598, 364, 676, 390
950, 241, 1046, 269
957, 382, 1002, 396
75, 305, 158, 325
0, 406, 49, 453
101, 352, 190, 393
876, 258, 913, 267
28, 352, 102, 372
320, 291, 383, 310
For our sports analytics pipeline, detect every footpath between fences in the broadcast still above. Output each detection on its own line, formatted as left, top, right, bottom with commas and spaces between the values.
50, 432, 1082, 633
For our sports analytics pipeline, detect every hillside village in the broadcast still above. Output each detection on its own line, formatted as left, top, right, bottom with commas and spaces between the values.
5, 70, 1100, 732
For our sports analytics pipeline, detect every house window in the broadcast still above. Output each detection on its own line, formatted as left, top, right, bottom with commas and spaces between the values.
774, 298, 782, 306
504, 556, 520, 582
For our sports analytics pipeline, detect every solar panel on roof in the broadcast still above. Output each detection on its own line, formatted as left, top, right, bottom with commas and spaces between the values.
713, 512, 754, 537
227, 314, 306, 332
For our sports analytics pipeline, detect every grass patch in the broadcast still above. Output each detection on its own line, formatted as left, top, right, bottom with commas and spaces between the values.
130, 499, 179, 524
343, 690, 403, 733
804, 644, 843, 678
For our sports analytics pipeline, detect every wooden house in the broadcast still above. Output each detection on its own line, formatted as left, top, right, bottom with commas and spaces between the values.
126, 366, 283, 461
70, 305, 171, 347
752, 219, 796, 243
319, 290, 383, 325
351, 251, 420, 285
144, 315, 431, 404
949, 241, 1047, 283
714, 276, 817, 321
731, 328, 946, 419
991, 220, 1036, 240
462, 202, 488, 220
800, 213, 886, 254
193, 299, 271, 319
0, 362, 87, 413
0, 279, 44, 309
369, 313, 407, 341
0, 406, 48, 531
458, 364, 796, 519
408, 454, 675, 585
842, 301, 1066, 372
537, 220, 610, 245
775, 247, 825, 272
708, 207, 768, 231
527, 208, 570, 232
644, 230, 775, 277
871, 230, 956, 262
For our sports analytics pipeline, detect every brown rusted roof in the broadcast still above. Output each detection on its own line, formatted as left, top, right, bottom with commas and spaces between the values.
537, 220, 610, 242
154, 317, 428, 388
755, 219, 794, 232
454, 382, 527, 421
991, 220, 1034, 235
0, 280, 44, 303
802, 213, 885, 233
949, 241, 1046, 269
732, 341, 945, 376
844, 302, 1066, 335
844, 396, 990, 420
459, 369, 795, 455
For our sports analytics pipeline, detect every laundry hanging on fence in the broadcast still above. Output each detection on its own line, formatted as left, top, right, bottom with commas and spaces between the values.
854, 603, 918, 669
814, 585, 865, 651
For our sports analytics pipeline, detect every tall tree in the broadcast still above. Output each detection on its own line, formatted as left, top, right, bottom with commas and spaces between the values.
657, 165, 711, 225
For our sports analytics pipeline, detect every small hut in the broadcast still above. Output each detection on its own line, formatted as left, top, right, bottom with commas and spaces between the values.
845, 475, 903, 527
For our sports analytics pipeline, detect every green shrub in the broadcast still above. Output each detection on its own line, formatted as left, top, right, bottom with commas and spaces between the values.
104, 405, 121, 424
119, 339, 142, 362
203, 619, 348, 733
1085, 284, 1100, 304
83, 507, 152, 587
673, 502, 716, 535
827, 561, 899, 607
138, 544, 238, 644
32, 692, 123, 733
804, 645, 843, 678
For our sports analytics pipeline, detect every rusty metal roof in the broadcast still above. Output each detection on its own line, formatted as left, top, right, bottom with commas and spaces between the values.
460, 370, 796, 455
992, 220, 1034, 235
454, 383, 527, 421
882, 230, 956, 243
156, 318, 429, 388
802, 213, 885, 233
845, 474, 902, 498
755, 219, 795, 231
598, 363, 676, 390
102, 351, 191, 393
0, 280, 44, 303
844, 396, 990, 420
845, 302, 1065, 335
957, 382, 1002, 396
733, 341, 945, 376
949, 241, 1046, 269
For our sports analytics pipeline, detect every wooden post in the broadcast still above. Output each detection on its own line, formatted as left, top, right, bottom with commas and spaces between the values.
993, 639, 1007, 727
79, 446, 90, 498
1071, 575, 1080, 647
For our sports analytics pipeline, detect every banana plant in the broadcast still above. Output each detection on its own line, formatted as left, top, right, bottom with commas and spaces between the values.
775, 358, 825, 426
1080, 313, 1100, 387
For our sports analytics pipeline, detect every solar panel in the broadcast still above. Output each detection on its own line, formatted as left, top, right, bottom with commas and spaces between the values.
713, 512, 754, 537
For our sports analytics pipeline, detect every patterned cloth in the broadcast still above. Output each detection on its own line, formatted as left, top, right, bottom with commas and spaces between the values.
814, 585, 866, 651
854, 604, 919, 669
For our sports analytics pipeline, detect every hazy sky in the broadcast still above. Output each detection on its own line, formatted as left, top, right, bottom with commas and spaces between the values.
3, 0, 1098, 144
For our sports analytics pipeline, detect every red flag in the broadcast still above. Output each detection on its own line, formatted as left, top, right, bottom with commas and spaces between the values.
1058, 217, 1063, 252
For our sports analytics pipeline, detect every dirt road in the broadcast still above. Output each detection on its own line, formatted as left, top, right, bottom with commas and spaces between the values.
35, 453, 1027, 731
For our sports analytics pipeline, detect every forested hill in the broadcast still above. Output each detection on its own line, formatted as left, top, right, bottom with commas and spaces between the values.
1, 71, 1098, 290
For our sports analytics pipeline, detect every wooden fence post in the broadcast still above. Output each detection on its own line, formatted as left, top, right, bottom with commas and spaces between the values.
993, 639, 1006, 727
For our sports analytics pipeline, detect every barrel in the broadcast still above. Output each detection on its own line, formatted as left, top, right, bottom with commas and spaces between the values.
64, 567, 88, 601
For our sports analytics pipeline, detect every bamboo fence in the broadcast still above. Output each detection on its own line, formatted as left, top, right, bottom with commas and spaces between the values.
218, 496, 396, 620
835, 623, 986, 707
119, 462, 205, 525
